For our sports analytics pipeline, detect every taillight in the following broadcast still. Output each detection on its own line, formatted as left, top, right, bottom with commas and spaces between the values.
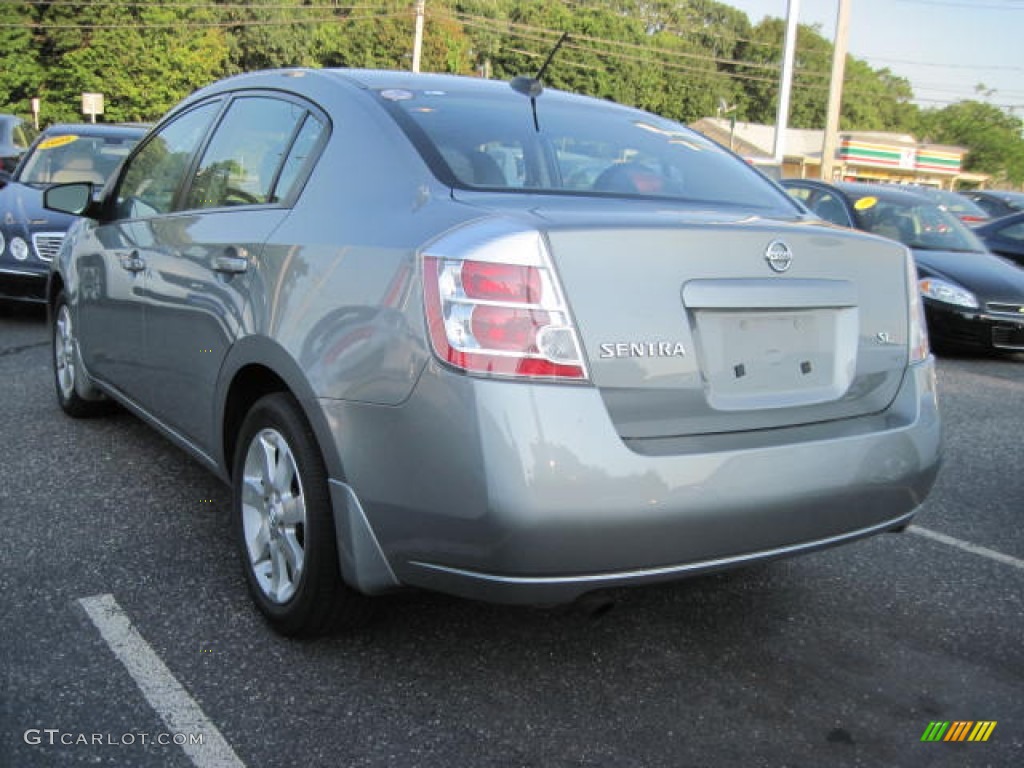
906, 250, 930, 364
422, 222, 587, 380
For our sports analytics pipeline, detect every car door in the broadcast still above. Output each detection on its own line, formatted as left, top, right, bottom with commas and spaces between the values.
78, 102, 221, 402
140, 94, 326, 454
983, 218, 1024, 266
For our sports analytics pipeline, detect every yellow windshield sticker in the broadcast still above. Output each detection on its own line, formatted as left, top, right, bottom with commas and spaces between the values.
854, 196, 877, 211
38, 135, 79, 150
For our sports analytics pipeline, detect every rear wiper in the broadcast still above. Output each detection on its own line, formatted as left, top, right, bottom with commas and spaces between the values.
510, 31, 569, 132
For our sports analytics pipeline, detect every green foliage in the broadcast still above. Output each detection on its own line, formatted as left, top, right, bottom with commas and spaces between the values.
916, 100, 1024, 185
0, 2, 41, 116
10, 1, 231, 124
0, 0, 1017, 184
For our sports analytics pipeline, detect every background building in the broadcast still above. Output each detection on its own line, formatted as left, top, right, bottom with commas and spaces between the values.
691, 117, 988, 190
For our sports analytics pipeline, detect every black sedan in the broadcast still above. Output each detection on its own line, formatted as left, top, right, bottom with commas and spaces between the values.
973, 211, 1024, 269
0, 114, 36, 173
783, 179, 1024, 355
0, 123, 145, 304
962, 189, 1024, 219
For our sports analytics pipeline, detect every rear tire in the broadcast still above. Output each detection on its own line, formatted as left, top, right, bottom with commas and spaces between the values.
232, 393, 368, 636
52, 292, 113, 418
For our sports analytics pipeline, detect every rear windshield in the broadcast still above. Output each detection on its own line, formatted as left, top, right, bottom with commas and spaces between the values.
18, 133, 139, 186
377, 87, 794, 213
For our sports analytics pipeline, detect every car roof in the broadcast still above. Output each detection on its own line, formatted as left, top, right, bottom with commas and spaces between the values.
783, 179, 936, 206
185, 67, 653, 120
827, 181, 938, 205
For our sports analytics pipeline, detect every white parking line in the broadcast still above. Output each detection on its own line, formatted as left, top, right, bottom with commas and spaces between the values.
79, 594, 246, 768
910, 525, 1024, 571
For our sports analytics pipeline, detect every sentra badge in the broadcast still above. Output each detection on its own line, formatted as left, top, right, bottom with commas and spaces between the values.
599, 342, 686, 359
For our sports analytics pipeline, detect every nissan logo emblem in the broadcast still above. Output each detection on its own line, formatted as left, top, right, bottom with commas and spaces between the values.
765, 240, 793, 273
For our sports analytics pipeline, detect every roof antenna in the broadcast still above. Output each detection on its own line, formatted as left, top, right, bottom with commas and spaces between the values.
510, 31, 570, 132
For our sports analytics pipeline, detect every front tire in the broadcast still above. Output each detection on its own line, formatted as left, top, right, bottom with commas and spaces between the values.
52, 292, 111, 418
232, 393, 367, 636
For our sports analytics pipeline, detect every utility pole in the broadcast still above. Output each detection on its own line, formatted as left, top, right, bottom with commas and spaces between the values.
772, 0, 800, 166
821, 0, 852, 181
412, 0, 425, 73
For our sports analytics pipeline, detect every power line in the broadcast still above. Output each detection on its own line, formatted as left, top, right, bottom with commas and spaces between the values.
2, 0, 1018, 112
895, 0, 1024, 9
447, 10, 918, 101
862, 55, 1024, 73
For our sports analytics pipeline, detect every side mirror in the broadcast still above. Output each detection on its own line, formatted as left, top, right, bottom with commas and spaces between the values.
44, 182, 94, 216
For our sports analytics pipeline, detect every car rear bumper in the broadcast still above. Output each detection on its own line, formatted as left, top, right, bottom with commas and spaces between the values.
320, 357, 941, 604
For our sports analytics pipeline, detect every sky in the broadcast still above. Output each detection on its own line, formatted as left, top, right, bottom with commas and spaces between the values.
721, 0, 1024, 113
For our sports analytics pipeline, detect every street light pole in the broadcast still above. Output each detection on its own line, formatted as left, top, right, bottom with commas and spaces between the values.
772, 0, 800, 166
412, 0, 425, 73
821, 0, 852, 182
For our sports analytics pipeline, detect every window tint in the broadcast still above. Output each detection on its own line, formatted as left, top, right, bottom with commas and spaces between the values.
118, 101, 220, 217
273, 113, 325, 202
785, 186, 812, 204
810, 192, 852, 227
13, 124, 32, 149
380, 89, 792, 212
999, 221, 1024, 242
853, 197, 984, 252
185, 97, 307, 210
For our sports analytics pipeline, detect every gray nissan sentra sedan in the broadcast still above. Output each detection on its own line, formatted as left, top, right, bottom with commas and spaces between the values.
44, 69, 941, 635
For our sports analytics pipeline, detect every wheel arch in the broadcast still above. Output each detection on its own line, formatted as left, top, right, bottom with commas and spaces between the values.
46, 272, 65, 319
218, 335, 400, 597
217, 335, 344, 485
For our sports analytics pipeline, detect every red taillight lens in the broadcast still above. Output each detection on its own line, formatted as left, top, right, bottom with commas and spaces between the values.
461, 261, 542, 303
421, 227, 587, 381
470, 305, 546, 352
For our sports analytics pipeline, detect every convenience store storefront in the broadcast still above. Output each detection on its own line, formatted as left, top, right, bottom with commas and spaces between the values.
834, 134, 967, 189
690, 119, 984, 189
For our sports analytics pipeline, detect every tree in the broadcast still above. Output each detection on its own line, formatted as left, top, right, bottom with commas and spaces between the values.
217, 0, 327, 72
6, 0, 1014, 186
0, 1, 43, 116
312, 1, 473, 73
917, 100, 1024, 185
32, 1, 231, 124
735, 16, 918, 133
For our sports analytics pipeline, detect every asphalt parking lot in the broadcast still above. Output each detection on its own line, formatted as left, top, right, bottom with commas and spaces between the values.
1, 304, 1021, 768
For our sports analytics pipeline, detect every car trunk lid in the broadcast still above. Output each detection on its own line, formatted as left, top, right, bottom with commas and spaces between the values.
538, 212, 910, 438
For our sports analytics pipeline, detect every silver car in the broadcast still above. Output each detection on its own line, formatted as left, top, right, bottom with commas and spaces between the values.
45, 69, 941, 635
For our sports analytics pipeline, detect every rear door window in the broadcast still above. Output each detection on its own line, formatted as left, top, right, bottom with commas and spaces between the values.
184, 96, 310, 210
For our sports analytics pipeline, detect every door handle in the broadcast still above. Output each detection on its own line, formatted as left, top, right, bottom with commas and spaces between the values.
213, 246, 249, 275
120, 251, 146, 273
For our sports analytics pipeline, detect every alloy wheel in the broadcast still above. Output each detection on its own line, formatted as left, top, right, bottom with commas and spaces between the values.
240, 428, 307, 604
